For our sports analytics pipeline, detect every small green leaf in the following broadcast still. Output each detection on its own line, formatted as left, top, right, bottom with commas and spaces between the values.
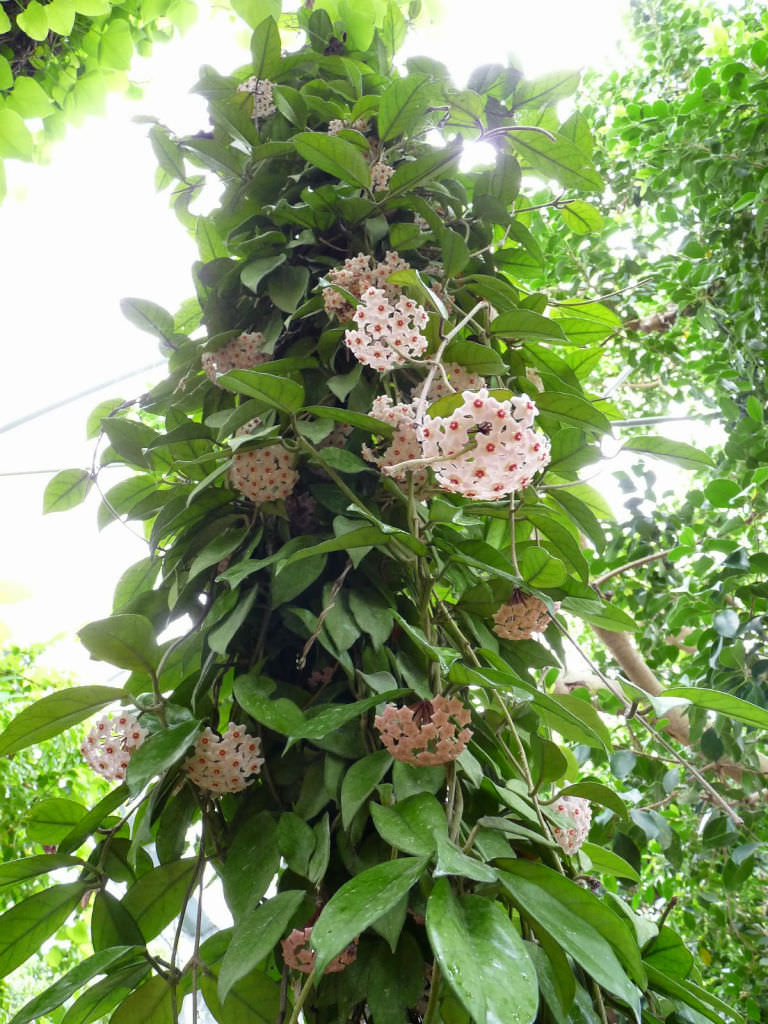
110, 975, 174, 1024
125, 720, 201, 794
16, 0, 48, 40
0, 109, 35, 160
267, 264, 310, 312
78, 614, 160, 674
6, 77, 53, 119
341, 750, 393, 829
489, 310, 567, 343
536, 391, 612, 434
294, 132, 371, 188
303, 405, 395, 438
43, 469, 92, 514
558, 200, 604, 234
240, 254, 286, 293
440, 227, 470, 277
120, 298, 174, 340
219, 890, 304, 1002
388, 144, 462, 194
622, 435, 714, 470
250, 15, 281, 79
580, 843, 640, 883
45, 0, 76, 34
519, 547, 566, 588
0, 685, 121, 757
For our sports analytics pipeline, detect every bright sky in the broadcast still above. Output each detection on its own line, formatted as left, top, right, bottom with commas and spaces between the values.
0, 0, 631, 678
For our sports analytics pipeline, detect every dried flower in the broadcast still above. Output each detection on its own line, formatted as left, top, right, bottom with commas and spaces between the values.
370, 161, 395, 192
183, 723, 264, 795
345, 287, 429, 371
323, 251, 409, 321
202, 332, 269, 385
492, 592, 554, 641
281, 927, 357, 974
231, 420, 298, 505
419, 388, 550, 500
81, 713, 147, 782
237, 77, 276, 118
374, 696, 472, 766
551, 796, 592, 855
362, 396, 428, 487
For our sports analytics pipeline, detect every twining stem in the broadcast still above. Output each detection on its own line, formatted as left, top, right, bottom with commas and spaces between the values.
590, 978, 610, 1024
192, 853, 205, 1024
286, 969, 316, 1024
414, 300, 488, 424
594, 547, 676, 587
423, 962, 442, 1024
509, 493, 521, 576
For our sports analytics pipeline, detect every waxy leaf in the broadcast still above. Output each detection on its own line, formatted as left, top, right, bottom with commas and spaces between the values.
43, 469, 92, 514
622, 435, 714, 469
110, 975, 174, 1024
663, 687, 768, 731
0, 883, 88, 979
218, 368, 305, 412
0, 685, 121, 757
126, 720, 201, 794
123, 859, 198, 942
490, 310, 567, 343
378, 74, 433, 141
294, 132, 371, 188
78, 614, 159, 674
341, 749, 393, 829
218, 890, 304, 1002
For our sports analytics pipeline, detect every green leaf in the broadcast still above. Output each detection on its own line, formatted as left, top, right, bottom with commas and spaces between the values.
267, 264, 310, 312
293, 132, 371, 188
126, 720, 201, 794
16, 0, 48, 40
6, 77, 53, 119
519, 547, 566, 588
45, 0, 76, 34
0, 684, 120, 757
341, 750, 393, 829
0, 109, 35, 160
302, 405, 395, 437
61, 963, 151, 1024
218, 890, 304, 1002
0, 7, 10, 31
489, 310, 567, 343
662, 687, 768, 731
218, 369, 305, 412
250, 15, 281, 79
110, 975, 174, 1024
387, 144, 462, 194
78, 614, 159, 674
0, 883, 88, 979
0, 55, 11, 91
59, 785, 129, 856
378, 74, 432, 142
240, 253, 286, 293
42, 469, 92, 514
645, 966, 742, 1024
511, 71, 581, 109
558, 200, 604, 234
311, 857, 427, 976
0, 854, 84, 889
123, 859, 197, 941
704, 478, 741, 507
525, 510, 589, 581
26, 798, 86, 845
509, 132, 603, 192
426, 880, 539, 1024
120, 298, 174, 340
440, 227, 470, 276
433, 834, 497, 883
536, 391, 612, 434
100, 19, 133, 70
622, 435, 714, 470
580, 843, 640, 883
232, 0, 280, 29
553, 781, 628, 820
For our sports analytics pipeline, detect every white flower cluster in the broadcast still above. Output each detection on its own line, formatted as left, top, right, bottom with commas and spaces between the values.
327, 117, 369, 135
81, 713, 147, 782
202, 332, 269, 385
362, 396, 427, 487
323, 251, 409, 321
183, 723, 264, 795
370, 161, 395, 192
231, 419, 299, 505
419, 388, 550, 500
422, 362, 487, 404
237, 77, 276, 118
344, 287, 429, 371
551, 795, 592, 855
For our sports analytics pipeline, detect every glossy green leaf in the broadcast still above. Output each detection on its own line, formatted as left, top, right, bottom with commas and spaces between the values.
426, 880, 539, 1024
489, 310, 567, 343
294, 132, 371, 188
16, 0, 48, 39
126, 720, 200, 793
218, 890, 304, 1002
218, 369, 304, 412
250, 15, 281, 79
0, 883, 88, 979
622, 435, 714, 469
27, 798, 87, 845
267, 264, 310, 312
311, 857, 427, 976
580, 843, 641, 883
123, 859, 197, 941
0, 854, 84, 889
341, 749, 393, 829
0, 685, 121, 757
240, 253, 286, 292
110, 975, 174, 1024
509, 132, 603, 192
519, 547, 567, 588
388, 144, 462, 194
78, 614, 159, 674
662, 687, 768, 730
552, 781, 628, 820
378, 74, 432, 141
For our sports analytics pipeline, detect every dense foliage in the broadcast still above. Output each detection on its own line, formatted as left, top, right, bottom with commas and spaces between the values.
0, 1, 766, 1022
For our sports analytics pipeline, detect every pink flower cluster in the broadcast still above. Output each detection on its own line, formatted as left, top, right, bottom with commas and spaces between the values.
374, 696, 472, 766
183, 722, 264, 795
202, 332, 269, 385
420, 388, 550, 500
237, 77, 276, 118
362, 396, 427, 487
551, 796, 592, 855
81, 713, 147, 782
281, 927, 358, 974
370, 161, 395, 192
493, 592, 552, 641
422, 363, 487, 404
231, 420, 298, 505
345, 287, 429, 371
323, 251, 409, 321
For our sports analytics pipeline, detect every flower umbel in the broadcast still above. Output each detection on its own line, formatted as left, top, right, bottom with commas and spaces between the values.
202, 332, 269, 385
551, 795, 592, 855
237, 77, 276, 118
419, 388, 550, 500
81, 713, 147, 782
493, 591, 554, 641
370, 161, 395, 192
362, 396, 428, 488
183, 722, 264, 795
231, 420, 298, 505
323, 251, 409, 321
281, 927, 357, 974
374, 696, 472, 766
345, 287, 429, 371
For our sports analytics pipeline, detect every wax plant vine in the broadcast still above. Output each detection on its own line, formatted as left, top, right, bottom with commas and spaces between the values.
0, 2, 759, 1022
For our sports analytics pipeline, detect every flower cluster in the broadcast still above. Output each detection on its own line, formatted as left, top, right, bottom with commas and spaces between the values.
419, 388, 550, 500
81, 713, 147, 782
421, 362, 487, 404
370, 161, 395, 192
551, 796, 592, 855
231, 420, 298, 505
323, 251, 409, 321
345, 287, 429, 371
362, 396, 427, 488
492, 592, 552, 641
328, 117, 369, 135
237, 77, 276, 118
374, 697, 472, 766
202, 332, 269, 385
183, 722, 264, 795
281, 928, 357, 974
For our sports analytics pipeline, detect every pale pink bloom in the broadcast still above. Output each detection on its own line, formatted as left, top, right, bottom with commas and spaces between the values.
344, 288, 429, 371
323, 251, 409, 321
202, 332, 269, 385
327, 118, 346, 135
374, 696, 472, 766
230, 419, 298, 505
551, 796, 592, 855
281, 927, 357, 974
183, 722, 264, 795
419, 388, 550, 500
525, 366, 545, 392
422, 363, 487, 404
493, 592, 557, 641
370, 161, 395, 192
81, 713, 147, 782
238, 77, 276, 118
362, 397, 427, 488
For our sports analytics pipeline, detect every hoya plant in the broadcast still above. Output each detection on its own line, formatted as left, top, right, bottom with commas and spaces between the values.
0, 2, 758, 1022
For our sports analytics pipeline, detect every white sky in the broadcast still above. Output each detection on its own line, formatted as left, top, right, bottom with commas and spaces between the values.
0, 0, 631, 677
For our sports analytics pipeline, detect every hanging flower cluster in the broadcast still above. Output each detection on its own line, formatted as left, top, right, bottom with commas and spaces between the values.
323, 251, 409, 321
327, 117, 369, 135
362, 396, 428, 487
551, 795, 592, 855
202, 332, 269, 385
237, 77, 276, 118
231, 420, 298, 505
81, 713, 147, 782
183, 723, 264, 795
493, 592, 553, 640
422, 362, 487, 404
345, 287, 429, 371
370, 161, 395, 192
374, 697, 472, 766
281, 928, 358, 974
419, 388, 550, 500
